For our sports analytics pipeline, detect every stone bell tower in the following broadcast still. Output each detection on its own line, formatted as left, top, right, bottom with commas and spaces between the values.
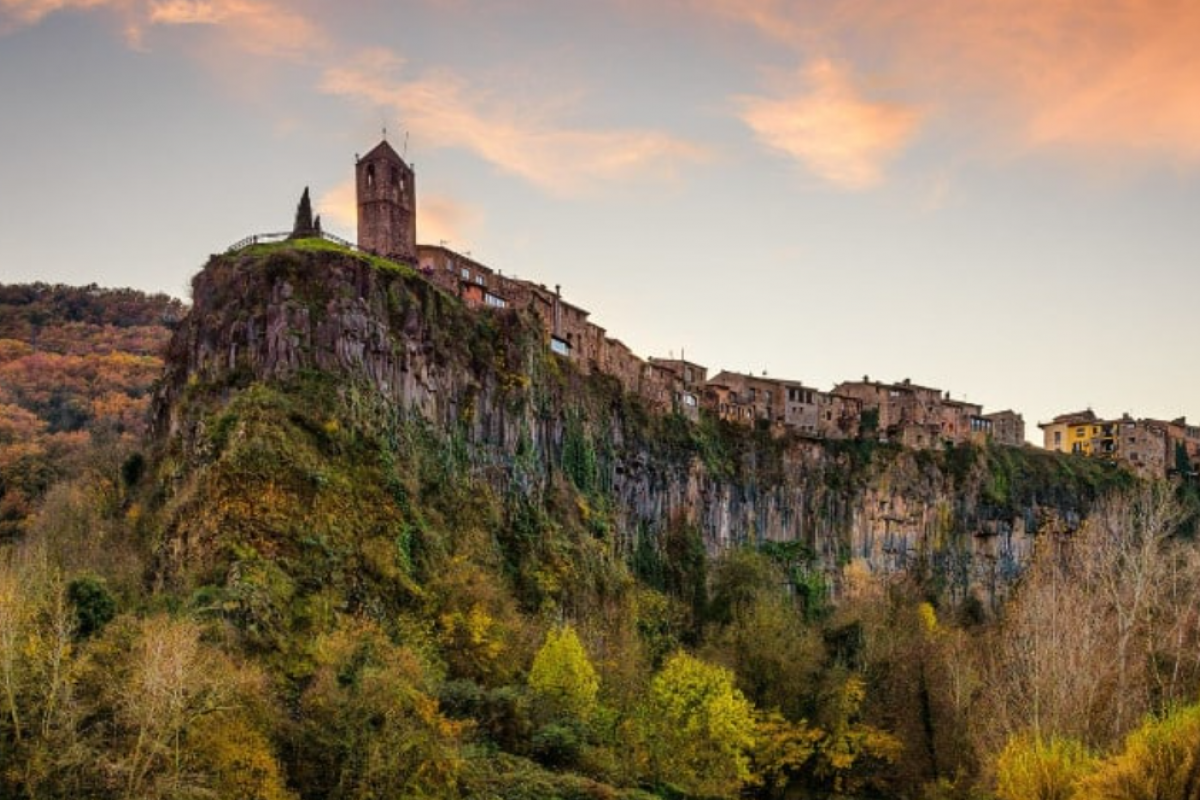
356, 137, 416, 263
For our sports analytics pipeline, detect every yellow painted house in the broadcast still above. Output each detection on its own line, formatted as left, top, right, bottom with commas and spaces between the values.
1039, 410, 1100, 454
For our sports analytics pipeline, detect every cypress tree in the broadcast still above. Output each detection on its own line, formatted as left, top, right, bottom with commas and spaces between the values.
290, 186, 315, 239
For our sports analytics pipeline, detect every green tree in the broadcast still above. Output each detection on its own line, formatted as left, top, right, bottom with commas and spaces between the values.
635, 650, 757, 798
292, 621, 465, 800
528, 623, 600, 723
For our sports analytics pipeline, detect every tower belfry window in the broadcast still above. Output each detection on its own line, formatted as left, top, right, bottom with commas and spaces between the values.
366, 164, 376, 189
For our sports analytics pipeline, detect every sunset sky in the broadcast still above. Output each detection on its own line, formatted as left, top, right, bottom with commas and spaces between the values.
3, 0, 1199, 439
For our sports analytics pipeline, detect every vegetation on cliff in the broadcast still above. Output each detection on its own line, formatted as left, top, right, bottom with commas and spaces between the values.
0, 283, 183, 539
1, 254, 1198, 800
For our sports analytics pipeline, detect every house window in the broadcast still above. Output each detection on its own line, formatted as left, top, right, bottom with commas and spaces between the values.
550, 337, 570, 356
461, 268, 470, 279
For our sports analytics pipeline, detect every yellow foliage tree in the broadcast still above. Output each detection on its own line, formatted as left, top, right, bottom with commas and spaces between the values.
528, 624, 600, 722
636, 650, 758, 798
811, 673, 903, 796
995, 734, 1095, 800
1076, 704, 1200, 800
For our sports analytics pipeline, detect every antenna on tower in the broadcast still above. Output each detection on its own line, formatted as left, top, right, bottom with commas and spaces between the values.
403, 131, 409, 159
381, 123, 388, 141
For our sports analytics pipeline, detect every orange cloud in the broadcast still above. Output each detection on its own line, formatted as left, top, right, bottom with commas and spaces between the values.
1, 0, 115, 27
320, 49, 711, 196
737, 58, 920, 189
317, 180, 482, 249
417, 193, 483, 248
701, 0, 1200, 167
1, 0, 324, 58
315, 179, 357, 237
145, 0, 325, 59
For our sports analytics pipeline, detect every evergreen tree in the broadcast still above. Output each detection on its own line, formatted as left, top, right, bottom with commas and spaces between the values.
290, 187, 315, 239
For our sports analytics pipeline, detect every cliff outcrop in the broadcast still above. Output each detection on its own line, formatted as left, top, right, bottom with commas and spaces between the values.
150, 242, 1131, 608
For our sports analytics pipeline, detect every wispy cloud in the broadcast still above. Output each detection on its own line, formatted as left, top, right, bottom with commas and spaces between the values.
4, 2, 708, 196
2, 0, 325, 55
701, 0, 1200, 169
320, 49, 710, 196
736, 58, 919, 189
1, 0, 113, 28
143, 0, 325, 59
418, 193, 483, 247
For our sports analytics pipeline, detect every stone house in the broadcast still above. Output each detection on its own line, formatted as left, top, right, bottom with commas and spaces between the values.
983, 410, 1026, 447
939, 397, 985, 445
416, 245, 510, 311
1116, 417, 1169, 478
706, 371, 784, 426
817, 393, 862, 440
648, 357, 707, 417
704, 380, 755, 425
598, 337, 643, 395
1158, 417, 1200, 475
779, 380, 822, 435
834, 378, 945, 449
505, 280, 594, 365
641, 361, 678, 416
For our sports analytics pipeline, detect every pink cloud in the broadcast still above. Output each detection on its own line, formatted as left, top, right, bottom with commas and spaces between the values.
1, 0, 113, 26
737, 58, 920, 189
1, 0, 325, 58
702, 0, 1200, 167
417, 193, 483, 247
145, 0, 326, 59
320, 49, 711, 196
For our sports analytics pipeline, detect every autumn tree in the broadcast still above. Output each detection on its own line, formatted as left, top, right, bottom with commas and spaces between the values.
995, 734, 1095, 800
0, 542, 80, 798
634, 650, 757, 798
986, 483, 1200, 750
1077, 704, 1200, 800
101, 614, 294, 800
292, 621, 466, 800
529, 623, 600, 722
808, 672, 903, 797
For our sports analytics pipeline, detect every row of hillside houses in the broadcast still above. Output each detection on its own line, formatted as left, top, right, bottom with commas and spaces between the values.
349, 138, 1192, 475
1039, 410, 1200, 479
416, 244, 1027, 450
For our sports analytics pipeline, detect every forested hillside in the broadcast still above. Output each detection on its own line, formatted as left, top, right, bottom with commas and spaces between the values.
0, 283, 184, 538
2, 254, 1200, 800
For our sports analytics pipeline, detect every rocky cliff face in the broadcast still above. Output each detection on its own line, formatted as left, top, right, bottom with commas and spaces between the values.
153, 244, 1128, 606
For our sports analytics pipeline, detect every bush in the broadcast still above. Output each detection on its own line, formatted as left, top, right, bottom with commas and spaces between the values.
67, 574, 116, 638
995, 734, 1094, 800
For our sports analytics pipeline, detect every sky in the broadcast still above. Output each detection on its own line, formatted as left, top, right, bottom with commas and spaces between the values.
2, 0, 1199, 440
